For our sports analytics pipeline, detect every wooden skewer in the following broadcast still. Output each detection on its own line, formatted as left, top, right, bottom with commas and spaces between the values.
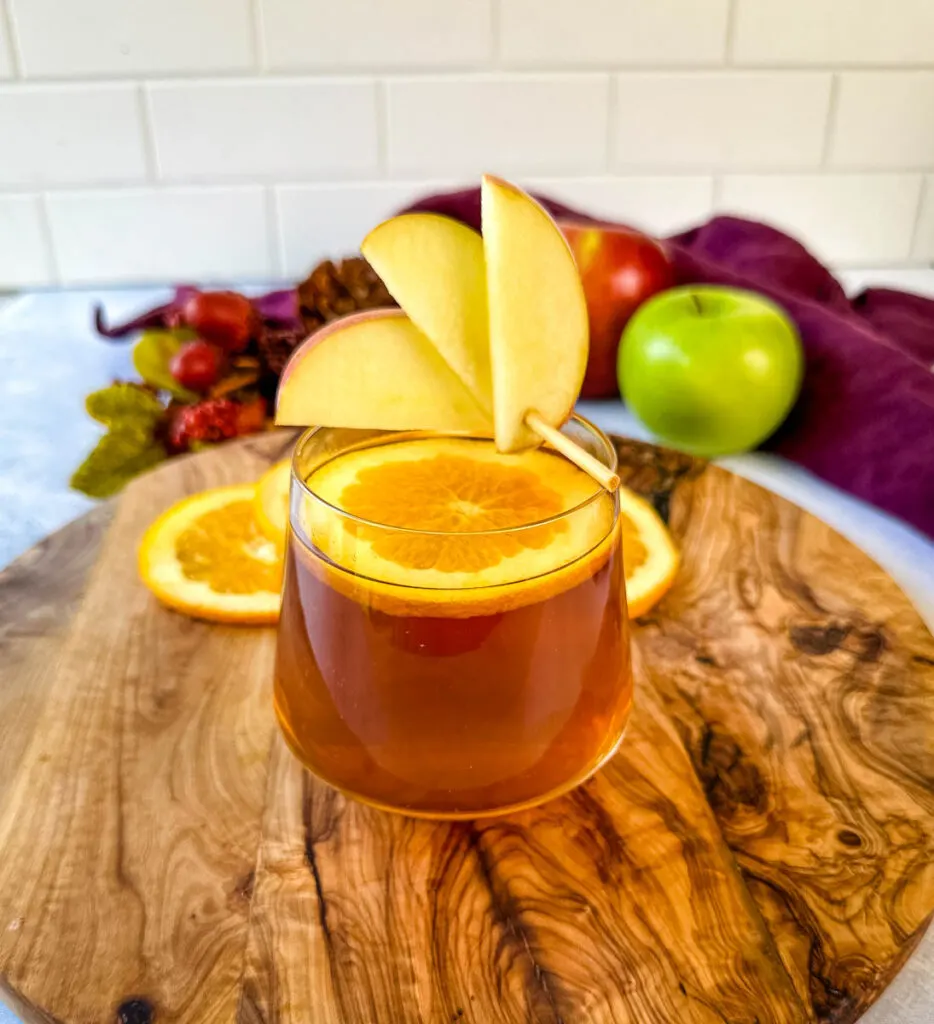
525, 410, 620, 493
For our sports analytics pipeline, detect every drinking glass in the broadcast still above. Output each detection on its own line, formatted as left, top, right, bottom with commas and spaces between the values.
274, 416, 632, 818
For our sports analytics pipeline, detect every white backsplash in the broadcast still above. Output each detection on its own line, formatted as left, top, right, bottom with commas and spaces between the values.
1, 0, 933, 288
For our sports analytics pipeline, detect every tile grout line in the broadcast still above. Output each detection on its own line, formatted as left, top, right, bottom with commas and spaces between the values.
605, 76, 617, 173
1, 0, 22, 77
265, 185, 283, 278
1, 169, 932, 198
819, 73, 841, 166
0, 1, 19, 77
2, 62, 934, 86
907, 175, 929, 262
36, 192, 61, 285
136, 83, 160, 182
488, 0, 501, 69
723, 0, 739, 65
375, 79, 389, 178
250, 0, 267, 74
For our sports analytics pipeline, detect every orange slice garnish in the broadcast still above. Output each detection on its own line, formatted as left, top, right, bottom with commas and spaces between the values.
297, 436, 615, 616
293, 436, 678, 618
139, 485, 282, 624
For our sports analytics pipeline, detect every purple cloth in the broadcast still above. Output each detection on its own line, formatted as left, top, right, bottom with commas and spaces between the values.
402, 189, 934, 539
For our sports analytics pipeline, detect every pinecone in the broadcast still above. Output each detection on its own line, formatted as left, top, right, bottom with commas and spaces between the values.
255, 256, 397, 381
256, 324, 306, 377
298, 256, 395, 333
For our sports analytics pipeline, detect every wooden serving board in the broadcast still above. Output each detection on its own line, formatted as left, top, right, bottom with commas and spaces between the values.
1, 432, 932, 1024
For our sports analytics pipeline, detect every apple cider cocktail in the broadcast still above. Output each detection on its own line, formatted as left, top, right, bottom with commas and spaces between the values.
274, 423, 632, 818
274, 175, 634, 817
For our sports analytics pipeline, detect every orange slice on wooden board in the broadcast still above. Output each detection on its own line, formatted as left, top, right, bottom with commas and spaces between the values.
616, 487, 680, 619
139, 485, 282, 624
254, 458, 292, 547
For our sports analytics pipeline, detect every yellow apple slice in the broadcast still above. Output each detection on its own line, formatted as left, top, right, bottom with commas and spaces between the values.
482, 175, 589, 452
276, 309, 491, 433
362, 213, 492, 412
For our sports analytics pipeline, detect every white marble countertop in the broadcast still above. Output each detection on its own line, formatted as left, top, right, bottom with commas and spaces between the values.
0, 278, 933, 1023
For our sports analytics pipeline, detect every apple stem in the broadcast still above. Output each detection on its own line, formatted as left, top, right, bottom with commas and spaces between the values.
690, 293, 704, 315
525, 411, 620, 493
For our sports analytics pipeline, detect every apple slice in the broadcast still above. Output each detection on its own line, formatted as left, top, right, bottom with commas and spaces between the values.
276, 309, 491, 433
362, 213, 491, 412
482, 175, 589, 452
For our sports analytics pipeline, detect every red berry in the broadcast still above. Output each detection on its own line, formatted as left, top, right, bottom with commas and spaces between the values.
168, 399, 240, 452
169, 340, 223, 393
181, 291, 256, 353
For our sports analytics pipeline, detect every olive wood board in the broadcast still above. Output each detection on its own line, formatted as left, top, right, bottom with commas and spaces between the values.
0, 431, 932, 1024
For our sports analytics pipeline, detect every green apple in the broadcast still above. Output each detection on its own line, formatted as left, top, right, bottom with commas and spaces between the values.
618, 285, 803, 457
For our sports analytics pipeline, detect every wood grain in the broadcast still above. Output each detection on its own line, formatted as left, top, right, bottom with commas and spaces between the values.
617, 453, 934, 1024
0, 432, 931, 1024
0, 434, 291, 1024
0, 504, 112, 804
241, 687, 806, 1023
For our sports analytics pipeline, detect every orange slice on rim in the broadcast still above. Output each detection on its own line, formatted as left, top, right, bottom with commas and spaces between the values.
296, 436, 612, 616
295, 436, 678, 618
139, 485, 282, 624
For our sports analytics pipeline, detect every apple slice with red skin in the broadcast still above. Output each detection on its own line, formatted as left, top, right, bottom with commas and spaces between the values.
275, 309, 491, 434
362, 213, 492, 413
482, 175, 589, 452
561, 221, 674, 399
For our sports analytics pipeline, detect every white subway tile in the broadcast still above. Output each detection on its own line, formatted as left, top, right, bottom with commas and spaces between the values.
262, 0, 492, 69
148, 80, 378, 181
733, 0, 934, 65
719, 174, 923, 265
0, 84, 146, 186
276, 176, 714, 279
500, 0, 729, 65
386, 75, 609, 177
276, 181, 462, 277
46, 188, 271, 285
614, 73, 831, 170
9, 0, 253, 77
0, 195, 53, 287
830, 73, 934, 170
528, 177, 714, 234
0, 8, 13, 78
912, 177, 934, 262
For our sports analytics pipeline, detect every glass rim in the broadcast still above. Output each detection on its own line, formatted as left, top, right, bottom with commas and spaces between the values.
290, 414, 618, 539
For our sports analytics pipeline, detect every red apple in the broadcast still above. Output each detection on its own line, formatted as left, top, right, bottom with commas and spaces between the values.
560, 221, 674, 398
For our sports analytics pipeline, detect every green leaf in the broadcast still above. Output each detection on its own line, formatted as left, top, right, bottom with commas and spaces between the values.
70, 430, 167, 499
133, 330, 198, 401
74, 383, 170, 497
85, 383, 165, 428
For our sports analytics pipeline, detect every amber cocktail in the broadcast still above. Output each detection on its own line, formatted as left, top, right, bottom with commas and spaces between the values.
274, 417, 631, 818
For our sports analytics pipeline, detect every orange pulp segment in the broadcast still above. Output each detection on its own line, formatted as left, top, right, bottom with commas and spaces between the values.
139, 485, 282, 624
